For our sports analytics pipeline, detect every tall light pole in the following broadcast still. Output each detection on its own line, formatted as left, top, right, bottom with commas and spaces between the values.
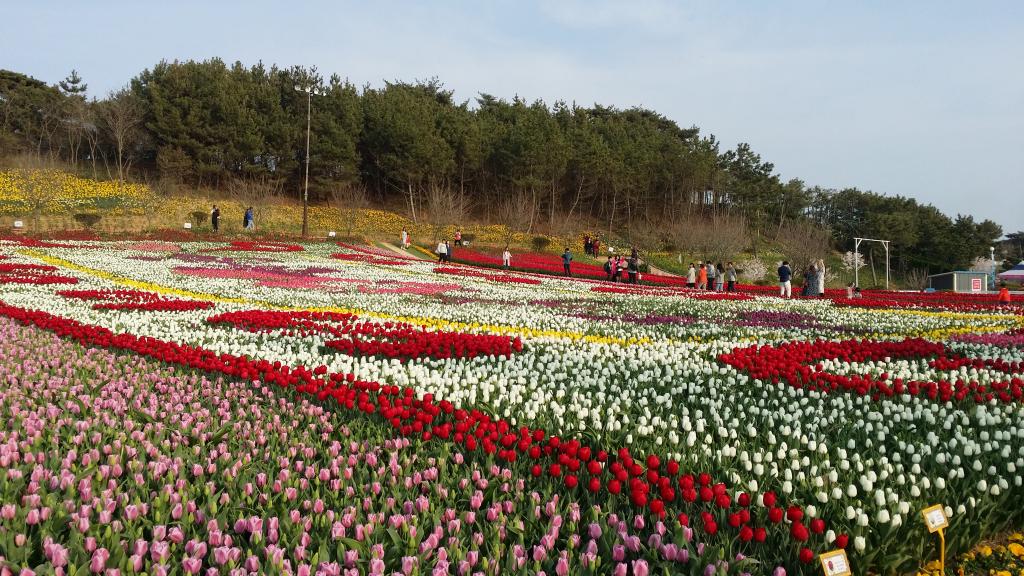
991, 246, 996, 291
295, 84, 325, 238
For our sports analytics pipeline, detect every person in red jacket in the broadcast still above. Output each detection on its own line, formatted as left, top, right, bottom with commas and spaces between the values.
998, 283, 1012, 305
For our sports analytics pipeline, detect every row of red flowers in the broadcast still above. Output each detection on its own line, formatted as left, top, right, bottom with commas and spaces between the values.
0, 262, 79, 285
446, 247, 692, 287
433, 265, 542, 286
0, 299, 839, 566
205, 240, 304, 253
830, 295, 1022, 314
719, 338, 1024, 405
57, 288, 215, 312
206, 309, 524, 361
331, 252, 410, 266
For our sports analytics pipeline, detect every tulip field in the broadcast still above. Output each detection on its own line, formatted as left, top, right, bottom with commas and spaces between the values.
0, 238, 1022, 576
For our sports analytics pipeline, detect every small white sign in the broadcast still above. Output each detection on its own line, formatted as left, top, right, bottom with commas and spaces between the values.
819, 549, 851, 576
183, 222, 192, 229
13, 221, 23, 228
328, 231, 336, 237
921, 504, 949, 533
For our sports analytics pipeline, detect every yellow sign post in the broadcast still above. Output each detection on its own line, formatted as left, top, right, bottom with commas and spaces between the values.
819, 549, 852, 576
921, 504, 950, 575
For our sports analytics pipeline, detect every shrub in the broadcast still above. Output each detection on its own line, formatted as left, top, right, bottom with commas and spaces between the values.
461, 233, 476, 244
531, 236, 551, 253
737, 257, 768, 283
72, 213, 102, 230
190, 211, 208, 226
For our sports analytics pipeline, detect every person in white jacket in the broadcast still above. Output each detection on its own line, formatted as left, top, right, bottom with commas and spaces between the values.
816, 259, 826, 296
502, 247, 512, 269
436, 239, 448, 263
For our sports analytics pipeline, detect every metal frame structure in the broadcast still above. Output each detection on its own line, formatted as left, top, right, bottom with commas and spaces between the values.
854, 237, 890, 290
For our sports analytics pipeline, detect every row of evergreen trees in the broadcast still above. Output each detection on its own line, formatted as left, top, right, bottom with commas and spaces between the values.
0, 60, 1007, 272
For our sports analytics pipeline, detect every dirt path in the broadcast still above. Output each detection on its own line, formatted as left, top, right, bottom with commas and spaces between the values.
378, 241, 430, 260
646, 263, 681, 277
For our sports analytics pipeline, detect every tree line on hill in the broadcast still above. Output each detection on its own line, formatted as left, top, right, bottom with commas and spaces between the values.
0, 60, 1012, 276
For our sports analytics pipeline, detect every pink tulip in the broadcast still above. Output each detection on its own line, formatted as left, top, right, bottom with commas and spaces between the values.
181, 557, 202, 574
89, 548, 109, 573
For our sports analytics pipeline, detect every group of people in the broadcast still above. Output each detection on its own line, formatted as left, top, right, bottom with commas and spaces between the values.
583, 235, 602, 257
435, 239, 454, 262
603, 254, 640, 283
777, 259, 826, 298
206, 205, 254, 232
603, 248, 642, 283
685, 261, 738, 292
434, 230, 467, 262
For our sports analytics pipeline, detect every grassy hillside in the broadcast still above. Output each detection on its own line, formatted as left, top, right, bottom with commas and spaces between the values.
1, 169, 884, 287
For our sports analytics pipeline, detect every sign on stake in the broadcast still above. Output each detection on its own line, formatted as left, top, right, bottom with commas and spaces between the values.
921, 504, 949, 575
819, 549, 852, 576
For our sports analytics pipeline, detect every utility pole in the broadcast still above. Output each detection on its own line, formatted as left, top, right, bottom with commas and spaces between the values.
294, 84, 325, 238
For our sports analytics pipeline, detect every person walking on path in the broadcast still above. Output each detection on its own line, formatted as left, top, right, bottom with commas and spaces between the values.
715, 262, 725, 291
243, 207, 255, 230
604, 256, 613, 281
401, 229, 410, 249
562, 248, 573, 277
502, 247, 512, 269
210, 205, 220, 232
593, 238, 601, 257
445, 240, 452, 262
726, 262, 737, 292
816, 259, 826, 296
687, 263, 696, 289
454, 229, 463, 246
706, 261, 717, 291
584, 235, 592, 256
778, 261, 793, 298
436, 239, 448, 263
698, 263, 708, 290
627, 256, 639, 284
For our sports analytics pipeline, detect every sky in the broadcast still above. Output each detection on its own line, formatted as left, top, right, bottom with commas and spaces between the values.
3, 0, 1022, 234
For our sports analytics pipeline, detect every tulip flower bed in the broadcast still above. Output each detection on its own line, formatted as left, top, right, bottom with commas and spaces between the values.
58, 288, 216, 312
446, 247, 690, 287
432, 265, 543, 286
1, 239, 1024, 575
0, 263, 79, 285
209, 241, 305, 253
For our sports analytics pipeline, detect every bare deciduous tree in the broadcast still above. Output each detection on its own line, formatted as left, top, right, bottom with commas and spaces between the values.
95, 89, 144, 183
664, 213, 750, 261
330, 183, 371, 237
495, 191, 534, 247
227, 176, 284, 230
905, 268, 929, 290
424, 183, 470, 241
776, 220, 832, 272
